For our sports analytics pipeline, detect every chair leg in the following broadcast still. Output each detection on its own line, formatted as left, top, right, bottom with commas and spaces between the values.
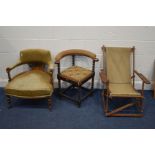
140, 98, 144, 113
135, 98, 142, 113
102, 90, 105, 113
77, 86, 81, 108
91, 76, 94, 90
48, 97, 52, 111
105, 95, 109, 114
102, 90, 107, 113
6, 95, 12, 108
58, 78, 61, 92
90, 76, 95, 96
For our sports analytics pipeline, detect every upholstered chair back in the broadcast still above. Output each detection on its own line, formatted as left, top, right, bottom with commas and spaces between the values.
55, 49, 97, 63
20, 49, 52, 65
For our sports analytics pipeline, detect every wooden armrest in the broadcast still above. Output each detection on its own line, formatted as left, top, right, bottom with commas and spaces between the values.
47, 63, 54, 73
55, 61, 60, 64
100, 69, 108, 83
134, 70, 150, 84
94, 58, 99, 62
6, 61, 23, 72
6, 61, 23, 81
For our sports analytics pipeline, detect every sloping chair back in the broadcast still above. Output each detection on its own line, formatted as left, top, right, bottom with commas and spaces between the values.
105, 47, 133, 84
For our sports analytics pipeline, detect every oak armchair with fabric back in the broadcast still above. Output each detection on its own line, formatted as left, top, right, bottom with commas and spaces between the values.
100, 46, 150, 117
5, 49, 54, 110
55, 49, 99, 107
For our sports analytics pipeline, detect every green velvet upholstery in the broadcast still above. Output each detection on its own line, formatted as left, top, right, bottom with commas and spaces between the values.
5, 70, 53, 98
20, 49, 52, 64
5, 49, 54, 99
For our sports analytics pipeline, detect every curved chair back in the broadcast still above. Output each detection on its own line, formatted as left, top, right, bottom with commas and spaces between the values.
55, 49, 96, 63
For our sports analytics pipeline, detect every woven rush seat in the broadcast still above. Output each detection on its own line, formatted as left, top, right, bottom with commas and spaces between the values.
60, 66, 93, 85
5, 70, 53, 98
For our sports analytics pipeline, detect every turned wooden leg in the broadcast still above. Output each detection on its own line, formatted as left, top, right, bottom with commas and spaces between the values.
91, 77, 94, 90
77, 86, 81, 108
6, 95, 12, 108
58, 78, 61, 92
48, 97, 52, 111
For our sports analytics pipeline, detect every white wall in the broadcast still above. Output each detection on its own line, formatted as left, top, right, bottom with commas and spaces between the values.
0, 26, 155, 89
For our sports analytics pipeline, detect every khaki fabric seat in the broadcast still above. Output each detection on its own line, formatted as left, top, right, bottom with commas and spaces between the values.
109, 83, 141, 97
5, 70, 53, 97
60, 66, 93, 85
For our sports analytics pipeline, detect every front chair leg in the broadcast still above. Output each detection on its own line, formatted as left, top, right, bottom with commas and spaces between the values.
48, 96, 52, 111
58, 78, 61, 92
91, 76, 94, 90
6, 95, 12, 108
77, 86, 81, 108
105, 95, 109, 114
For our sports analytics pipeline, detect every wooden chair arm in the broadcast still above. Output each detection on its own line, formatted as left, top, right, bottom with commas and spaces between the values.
134, 70, 150, 84
99, 69, 108, 84
94, 58, 99, 62
6, 61, 23, 71
55, 49, 97, 63
55, 60, 60, 64
47, 62, 54, 73
6, 61, 23, 81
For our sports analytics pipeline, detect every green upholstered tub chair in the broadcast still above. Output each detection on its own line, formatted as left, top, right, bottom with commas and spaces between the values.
55, 49, 99, 107
100, 46, 150, 117
5, 49, 54, 110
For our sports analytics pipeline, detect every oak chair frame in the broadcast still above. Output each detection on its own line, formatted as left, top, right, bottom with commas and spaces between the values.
6, 53, 54, 111
55, 49, 99, 107
100, 46, 150, 117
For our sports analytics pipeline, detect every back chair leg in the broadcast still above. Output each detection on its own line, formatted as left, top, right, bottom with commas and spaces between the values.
6, 95, 12, 108
58, 78, 61, 92
140, 98, 144, 113
89, 77, 95, 96
102, 90, 105, 113
48, 97, 52, 111
91, 76, 94, 90
105, 95, 109, 114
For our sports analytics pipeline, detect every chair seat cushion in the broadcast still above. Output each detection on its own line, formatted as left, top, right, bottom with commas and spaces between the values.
109, 83, 141, 97
5, 70, 53, 97
60, 66, 93, 85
